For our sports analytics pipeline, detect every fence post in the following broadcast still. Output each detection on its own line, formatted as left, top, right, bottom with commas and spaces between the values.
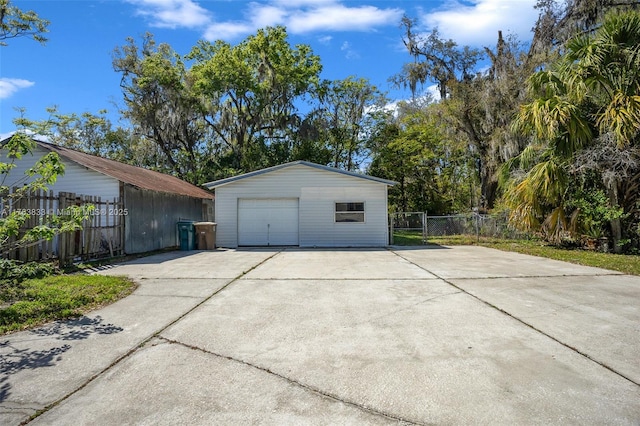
58, 192, 67, 263
422, 212, 427, 244
389, 213, 394, 245
46, 190, 54, 259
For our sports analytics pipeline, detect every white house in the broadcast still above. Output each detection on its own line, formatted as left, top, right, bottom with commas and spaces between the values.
204, 161, 396, 248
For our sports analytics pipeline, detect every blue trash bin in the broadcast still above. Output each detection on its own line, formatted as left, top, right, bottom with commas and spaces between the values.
177, 220, 195, 250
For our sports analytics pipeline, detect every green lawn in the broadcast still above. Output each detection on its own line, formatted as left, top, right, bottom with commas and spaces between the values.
0, 274, 137, 335
391, 230, 427, 245
392, 231, 640, 276
481, 239, 640, 276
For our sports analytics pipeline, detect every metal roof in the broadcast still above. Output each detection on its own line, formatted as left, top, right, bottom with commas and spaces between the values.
32, 141, 214, 199
204, 160, 397, 189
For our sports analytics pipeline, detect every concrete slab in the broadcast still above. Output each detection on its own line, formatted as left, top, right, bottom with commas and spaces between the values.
0, 277, 231, 424
31, 339, 397, 425
450, 274, 640, 384
161, 278, 640, 424
0, 272, 253, 425
163, 279, 459, 358
129, 278, 230, 298
244, 248, 437, 280
4, 246, 639, 425
97, 249, 279, 280
395, 245, 621, 279
2, 248, 279, 425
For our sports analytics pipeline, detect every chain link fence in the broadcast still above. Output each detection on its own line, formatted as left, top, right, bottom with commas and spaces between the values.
390, 212, 525, 244
390, 212, 427, 244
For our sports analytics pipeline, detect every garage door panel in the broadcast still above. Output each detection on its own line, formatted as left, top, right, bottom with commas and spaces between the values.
238, 199, 299, 246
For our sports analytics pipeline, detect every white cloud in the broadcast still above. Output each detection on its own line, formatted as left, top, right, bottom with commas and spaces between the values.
0, 131, 15, 141
128, 0, 212, 29
385, 84, 440, 113
425, 84, 441, 101
422, 0, 538, 46
0, 130, 48, 142
130, 0, 404, 41
248, 3, 288, 28
287, 4, 403, 33
128, 0, 538, 47
0, 78, 34, 99
271, 0, 335, 6
341, 41, 359, 60
204, 21, 254, 41
318, 35, 333, 44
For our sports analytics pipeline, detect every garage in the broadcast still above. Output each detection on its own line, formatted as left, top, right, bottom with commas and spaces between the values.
204, 161, 395, 248
237, 198, 299, 246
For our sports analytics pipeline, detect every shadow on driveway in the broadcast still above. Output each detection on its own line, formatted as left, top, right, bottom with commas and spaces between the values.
0, 316, 123, 403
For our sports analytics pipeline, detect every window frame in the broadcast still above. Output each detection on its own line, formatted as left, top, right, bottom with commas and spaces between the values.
334, 201, 365, 223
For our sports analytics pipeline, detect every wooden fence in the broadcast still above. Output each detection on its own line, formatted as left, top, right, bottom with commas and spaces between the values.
4, 189, 124, 264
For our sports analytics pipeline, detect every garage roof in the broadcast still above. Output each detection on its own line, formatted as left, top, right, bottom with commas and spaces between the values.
204, 161, 397, 189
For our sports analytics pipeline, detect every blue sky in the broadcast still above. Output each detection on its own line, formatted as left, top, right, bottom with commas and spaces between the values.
0, 0, 539, 135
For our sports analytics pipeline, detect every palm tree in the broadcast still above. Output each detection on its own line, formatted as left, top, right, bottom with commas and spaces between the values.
504, 10, 640, 251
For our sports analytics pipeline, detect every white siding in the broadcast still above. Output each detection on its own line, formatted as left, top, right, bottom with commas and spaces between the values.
2, 145, 120, 199
215, 165, 389, 248
299, 186, 388, 247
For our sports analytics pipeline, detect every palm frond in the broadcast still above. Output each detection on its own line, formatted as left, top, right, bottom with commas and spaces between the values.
597, 92, 640, 147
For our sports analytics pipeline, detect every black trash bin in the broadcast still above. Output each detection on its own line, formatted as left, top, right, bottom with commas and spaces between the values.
177, 220, 195, 250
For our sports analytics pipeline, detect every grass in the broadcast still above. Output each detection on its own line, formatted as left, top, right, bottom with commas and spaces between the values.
392, 231, 640, 276
391, 230, 428, 245
0, 274, 137, 335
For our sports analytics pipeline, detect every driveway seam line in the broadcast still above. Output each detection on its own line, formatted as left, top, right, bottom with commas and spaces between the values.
237, 277, 442, 281
22, 250, 284, 425
447, 273, 623, 280
111, 277, 242, 280
389, 249, 640, 389
129, 294, 206, 299
158, 336, 427, 426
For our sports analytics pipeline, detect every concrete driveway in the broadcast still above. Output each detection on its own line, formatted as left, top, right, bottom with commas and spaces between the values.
1, 246, 639, 425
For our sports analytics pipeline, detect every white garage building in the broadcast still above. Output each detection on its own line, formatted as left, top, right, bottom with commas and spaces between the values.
204, 161, 396, 248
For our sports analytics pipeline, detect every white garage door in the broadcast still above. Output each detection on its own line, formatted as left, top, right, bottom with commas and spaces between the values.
238, 198, 299, 246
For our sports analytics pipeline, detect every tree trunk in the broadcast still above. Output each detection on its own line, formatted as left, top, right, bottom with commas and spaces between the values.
479, 163, 498, 212
608, 183, 623, 254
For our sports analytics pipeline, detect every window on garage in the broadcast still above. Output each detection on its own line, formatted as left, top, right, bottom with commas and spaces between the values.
335, 202, 365, 223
